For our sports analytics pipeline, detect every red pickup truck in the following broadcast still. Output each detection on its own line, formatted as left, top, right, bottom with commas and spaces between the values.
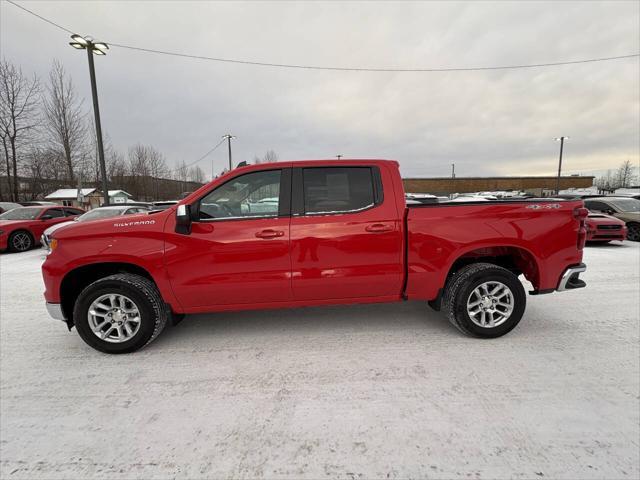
42, 160, 588, 353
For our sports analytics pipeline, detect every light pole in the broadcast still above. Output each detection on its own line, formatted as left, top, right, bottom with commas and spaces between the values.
336, 154, 343, 160
451, 163, 456, 179
69, 34, 109, 206
222, 134, 235, 171
555, 136, 569, 194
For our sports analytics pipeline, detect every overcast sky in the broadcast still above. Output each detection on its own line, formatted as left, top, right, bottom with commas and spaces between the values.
2, 0, 639, 179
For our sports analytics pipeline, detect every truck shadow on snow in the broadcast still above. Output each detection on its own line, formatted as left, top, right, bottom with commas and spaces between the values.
151, 301, 454, 347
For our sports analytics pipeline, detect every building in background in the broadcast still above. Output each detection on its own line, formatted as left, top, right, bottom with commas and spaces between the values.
403, 175, 594, 197
45, 188, 104, 209
107, 190, 133, 204
45, 188, 134, 209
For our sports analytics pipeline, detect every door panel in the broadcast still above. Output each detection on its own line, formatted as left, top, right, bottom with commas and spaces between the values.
290, 166, 403, 301
165, 217, 291, 307
33, 208, 68, 238
165, 167, 292, 308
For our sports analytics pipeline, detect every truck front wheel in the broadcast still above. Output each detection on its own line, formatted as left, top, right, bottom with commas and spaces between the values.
73, 273, 169, 354
442, 263, 526, 338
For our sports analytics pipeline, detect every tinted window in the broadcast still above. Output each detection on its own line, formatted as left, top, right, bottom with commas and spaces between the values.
199, 169, 281, 219
125, 208, 145, 214
584, 200, 610, 212
44, 208, 65, 218
64, 208, 84, 216
303, 167, 374, 214
609, 198, 640, 212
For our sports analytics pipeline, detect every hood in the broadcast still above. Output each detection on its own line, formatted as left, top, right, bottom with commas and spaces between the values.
0, 219, 32, 229
53, 210, 169, 240
586, 214, 626, 227
44, 220, 75, 236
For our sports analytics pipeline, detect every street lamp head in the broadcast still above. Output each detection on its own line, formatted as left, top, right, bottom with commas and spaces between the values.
93, 42, 109, 53
70, 34, 88, 45
69, 42, 85, 49
555, 136, 570, 141
92, 49, 106, 56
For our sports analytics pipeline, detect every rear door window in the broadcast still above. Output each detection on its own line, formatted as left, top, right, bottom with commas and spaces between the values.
45, 208, 65, 218
64, 208, 84, 216
302, 167, 375, 214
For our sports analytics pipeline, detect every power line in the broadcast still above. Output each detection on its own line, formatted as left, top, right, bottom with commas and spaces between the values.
8, 0, 640, 73
107, 44, 640, 72
7, 0, 73, 34
168, 137, 226, 174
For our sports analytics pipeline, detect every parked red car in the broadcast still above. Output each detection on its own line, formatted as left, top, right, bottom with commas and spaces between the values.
585, 213, 627, 243
0, 206, 84, 252
42, 160, 588, 353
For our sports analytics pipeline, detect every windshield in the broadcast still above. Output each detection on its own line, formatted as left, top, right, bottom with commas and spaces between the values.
608, 198, 640, 212
78, 208, 125, 222
0, 207, 43, 220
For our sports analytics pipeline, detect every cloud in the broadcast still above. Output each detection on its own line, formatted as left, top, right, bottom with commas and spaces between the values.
2, 0, 638, 179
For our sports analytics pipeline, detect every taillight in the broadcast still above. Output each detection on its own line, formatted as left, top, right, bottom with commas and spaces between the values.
573, 207, 589, 220
574, 207, 588, 250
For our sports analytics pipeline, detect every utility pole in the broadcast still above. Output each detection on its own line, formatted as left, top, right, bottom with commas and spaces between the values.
555, 136, 569, 194
222, 134, 235, 170
451, 163, 456, 179
69, 34, 110, 206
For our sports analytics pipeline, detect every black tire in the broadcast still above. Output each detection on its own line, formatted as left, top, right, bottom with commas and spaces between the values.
8, 230, 33, 252
73, 273, 169, 354
441, 262, 526, 338
627, 223, 640, 242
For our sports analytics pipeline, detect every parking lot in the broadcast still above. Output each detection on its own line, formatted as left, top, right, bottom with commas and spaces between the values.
0, 243, 638, 479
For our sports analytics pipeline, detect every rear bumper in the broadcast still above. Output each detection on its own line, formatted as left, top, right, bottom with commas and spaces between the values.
557, 263, 587, 292
46, 302, 66, 321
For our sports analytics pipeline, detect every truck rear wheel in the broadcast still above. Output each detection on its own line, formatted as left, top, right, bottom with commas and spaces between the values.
73, 273, 169, 354
442, 263, 526, 338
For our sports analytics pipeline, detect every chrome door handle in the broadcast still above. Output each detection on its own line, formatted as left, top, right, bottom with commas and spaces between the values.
255, 229, 284, 239
365, 223, 393, 233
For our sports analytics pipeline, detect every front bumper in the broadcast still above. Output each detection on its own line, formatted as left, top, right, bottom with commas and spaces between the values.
46, 302, 66, 321
557, 263, 587, 292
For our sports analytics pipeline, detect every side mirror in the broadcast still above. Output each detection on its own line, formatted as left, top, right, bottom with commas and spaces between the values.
175, 204, 192, 234
40, 215, 53, 220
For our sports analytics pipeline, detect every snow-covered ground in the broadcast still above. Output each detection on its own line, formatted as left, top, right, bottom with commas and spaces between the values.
1, 243, 638, 479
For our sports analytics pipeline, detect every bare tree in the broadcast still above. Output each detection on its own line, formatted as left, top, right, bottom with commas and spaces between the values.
0, 61, 40, 201
147, 146, 168, 199
188, 165, 206, 184
254, 150, 278, 164
43, 60, 87, 184
615, 159, 638, 188
595, 160, 639, 192
128, 144, 152, 200
174, 160, 189, 194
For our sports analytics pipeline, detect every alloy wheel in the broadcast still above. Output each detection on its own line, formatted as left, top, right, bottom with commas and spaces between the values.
87, 293, 142, 343
466, 281, 515, 328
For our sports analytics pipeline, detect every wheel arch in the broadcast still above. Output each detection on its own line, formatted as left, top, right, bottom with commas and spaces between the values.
60, 262, 162, 326
445, 244, 541, 290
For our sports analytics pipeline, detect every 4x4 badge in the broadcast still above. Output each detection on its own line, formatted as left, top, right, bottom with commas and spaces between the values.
526, 204, 561, 209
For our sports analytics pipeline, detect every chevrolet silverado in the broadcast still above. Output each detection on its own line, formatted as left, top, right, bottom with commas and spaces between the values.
42, 160, 588, 353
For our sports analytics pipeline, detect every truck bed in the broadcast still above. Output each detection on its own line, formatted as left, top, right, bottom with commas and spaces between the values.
404, 199, 585, 300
